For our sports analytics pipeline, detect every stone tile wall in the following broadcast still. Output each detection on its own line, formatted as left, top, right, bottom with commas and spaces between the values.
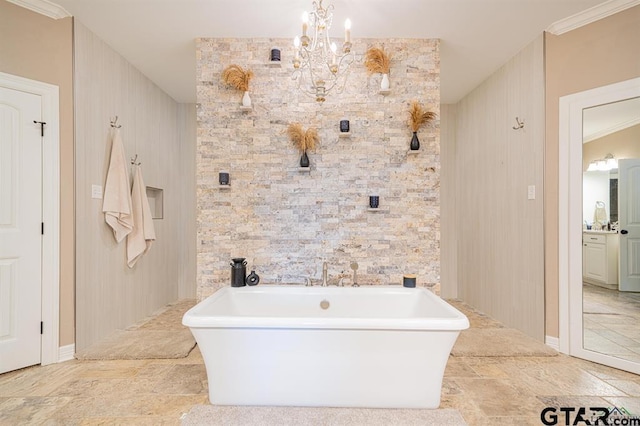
196, 37, 440, 299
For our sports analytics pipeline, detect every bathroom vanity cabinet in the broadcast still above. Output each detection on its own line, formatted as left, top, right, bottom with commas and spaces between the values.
582, 231, 619, 289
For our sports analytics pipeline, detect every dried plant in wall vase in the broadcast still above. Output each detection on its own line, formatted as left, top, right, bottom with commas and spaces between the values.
408, 101, 436, 151
287, 123, 319, 168
222, 64, 255, 107
364, 47, 391, 92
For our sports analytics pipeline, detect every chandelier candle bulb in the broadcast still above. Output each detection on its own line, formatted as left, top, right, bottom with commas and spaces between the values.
345, 18, 351, 43
302, 12, 309, 36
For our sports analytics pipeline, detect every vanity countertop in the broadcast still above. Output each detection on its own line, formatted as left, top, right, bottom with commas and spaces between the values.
583, 230, 618, 234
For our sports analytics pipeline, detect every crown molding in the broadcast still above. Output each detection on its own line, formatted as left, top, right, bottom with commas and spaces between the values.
547, 0, 640, 35
6, 0, 71, 19
584, 117, 640, 143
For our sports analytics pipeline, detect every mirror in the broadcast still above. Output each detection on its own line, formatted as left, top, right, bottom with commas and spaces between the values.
582, 96, 640, 363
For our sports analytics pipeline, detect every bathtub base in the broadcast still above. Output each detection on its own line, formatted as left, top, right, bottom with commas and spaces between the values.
192, 327, 458, 408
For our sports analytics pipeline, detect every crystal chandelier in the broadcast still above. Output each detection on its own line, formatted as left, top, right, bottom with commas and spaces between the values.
292, 0, 354, 102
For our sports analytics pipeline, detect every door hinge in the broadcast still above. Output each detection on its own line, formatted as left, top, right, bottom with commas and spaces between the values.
41, 222, 44, 235
33, 120, 46, 137
40, 321, 43, 334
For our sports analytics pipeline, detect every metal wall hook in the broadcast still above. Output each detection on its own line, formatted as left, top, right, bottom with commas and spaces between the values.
512, 117, 525, 130
110, 116, 122, 128
33, 120, 46, 136
130, 154, 141, 166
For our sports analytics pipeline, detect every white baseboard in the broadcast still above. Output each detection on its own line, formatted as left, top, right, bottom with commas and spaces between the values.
58, 344, 75, 362
545, 336, 559, 351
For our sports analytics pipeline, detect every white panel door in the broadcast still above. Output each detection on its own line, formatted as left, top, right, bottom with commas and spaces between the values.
618, 158, 640, 292
0, 86, 42, 373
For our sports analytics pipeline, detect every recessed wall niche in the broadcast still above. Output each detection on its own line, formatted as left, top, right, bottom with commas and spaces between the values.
196, 37, 440, 300
146, 187, 164, 219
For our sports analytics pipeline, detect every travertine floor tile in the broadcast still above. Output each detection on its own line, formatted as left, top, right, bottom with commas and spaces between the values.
148, 365, 207, 395
0, 363, 85, 397
0, 396, 73, 424
443, 357, 479, 378
469, 416, 542, 426
47, 377, 161, 398
136, 363, 175, 377
536, 395, 613, 409
464, 360, 511, 378
499, 361, 628, 397
49, 394, 208, 419
454, 378, 544, 417
77, 417, 180, 425
76, 360, 150, 379
2, 297, 639, 425
151, 345, 204, 365
607, 380, 640, 396
441, 378, 463, 397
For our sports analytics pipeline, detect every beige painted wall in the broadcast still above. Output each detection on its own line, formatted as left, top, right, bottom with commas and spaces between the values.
583, 124, 640, 169
451, 35, 545, 340
544, 5, 640, 338
440, 103, 458, 299
0, 1, 75, 346
74, 22, 195, 350
178, 103, 197, 299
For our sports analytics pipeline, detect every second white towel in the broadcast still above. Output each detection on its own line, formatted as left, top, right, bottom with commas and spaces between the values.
127, 165, 156, 268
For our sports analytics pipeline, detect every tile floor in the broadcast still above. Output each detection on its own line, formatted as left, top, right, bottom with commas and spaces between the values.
583, 283, 640, 363
1, 300, 639, 425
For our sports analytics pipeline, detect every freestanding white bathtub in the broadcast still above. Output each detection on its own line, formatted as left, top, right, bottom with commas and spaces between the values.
182, 285, 469, 409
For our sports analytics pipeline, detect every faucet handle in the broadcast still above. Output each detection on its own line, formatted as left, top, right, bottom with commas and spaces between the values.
350, 261, 358, 286
305, 277, 312, 287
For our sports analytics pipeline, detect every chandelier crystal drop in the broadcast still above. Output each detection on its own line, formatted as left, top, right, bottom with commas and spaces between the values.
292, 0, 354, 102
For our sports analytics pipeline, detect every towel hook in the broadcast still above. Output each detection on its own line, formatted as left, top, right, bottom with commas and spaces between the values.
131, 154, 141, 166
110, 116, 122, 128
512, 117, 525, 130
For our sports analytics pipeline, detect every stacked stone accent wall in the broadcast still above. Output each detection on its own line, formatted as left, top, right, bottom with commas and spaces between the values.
196, 37, 440, 299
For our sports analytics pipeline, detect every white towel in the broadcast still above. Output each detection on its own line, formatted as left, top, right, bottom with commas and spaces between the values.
593, 201, 608, 230
102, 128, 133, 243
127, 165, 156, 268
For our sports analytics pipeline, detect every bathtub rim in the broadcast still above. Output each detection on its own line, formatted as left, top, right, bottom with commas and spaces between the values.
183, 285, 470, 331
